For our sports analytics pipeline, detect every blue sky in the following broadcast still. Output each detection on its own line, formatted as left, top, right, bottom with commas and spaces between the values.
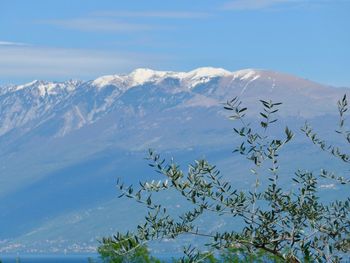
0, 0, 349, 86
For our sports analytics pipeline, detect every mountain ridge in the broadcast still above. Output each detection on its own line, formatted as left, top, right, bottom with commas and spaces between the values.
0, 67, 348, 140
4, 67, 341, 95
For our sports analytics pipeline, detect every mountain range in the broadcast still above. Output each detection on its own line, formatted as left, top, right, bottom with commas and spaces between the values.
0, 67, 349, 254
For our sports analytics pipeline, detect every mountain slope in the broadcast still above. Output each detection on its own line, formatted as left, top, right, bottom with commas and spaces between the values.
0, 68, 348, 253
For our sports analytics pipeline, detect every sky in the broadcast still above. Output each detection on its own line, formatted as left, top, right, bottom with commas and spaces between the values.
0, 0, 349, 87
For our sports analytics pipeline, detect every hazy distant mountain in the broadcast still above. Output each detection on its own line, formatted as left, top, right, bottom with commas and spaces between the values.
0, 67, 348, 254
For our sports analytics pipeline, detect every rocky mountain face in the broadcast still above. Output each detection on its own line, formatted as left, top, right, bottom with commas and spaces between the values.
0, 68, 348, 253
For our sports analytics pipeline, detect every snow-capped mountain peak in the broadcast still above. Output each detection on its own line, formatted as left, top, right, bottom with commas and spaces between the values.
92, 67, 234, 89
92, 68, 171, 89
182, 67, 232, 88
186, 67, 231, 79
128, 68, 171, 86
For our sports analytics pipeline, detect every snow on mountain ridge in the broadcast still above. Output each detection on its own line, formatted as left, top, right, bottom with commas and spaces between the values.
92, 68, 173, 89
233, 69, 260, 81
182, 67, 232, 88
3, 67, 261, 97
129, 68, 171, 86
91, 75, 125, 89
186, 67, 231, 78
15, 80, 40, 91
92, 67, 258, 89
6, 79, 81, 96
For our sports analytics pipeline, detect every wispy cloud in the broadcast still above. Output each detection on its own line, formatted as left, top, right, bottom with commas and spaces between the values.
0, 40, 28, 46
222, 0, 303, 10
92, 11, 210, 19
0, 45, 165, 83
41, 10, 208, 33
43, 18, 158, 32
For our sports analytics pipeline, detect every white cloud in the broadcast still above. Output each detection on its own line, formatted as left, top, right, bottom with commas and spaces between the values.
92, 11, 210, 19
222, 0, 302, 10
40, 10, 208, 33
42, 18, 164, 32
0, 45, 164, 83
0, 41, 27, 46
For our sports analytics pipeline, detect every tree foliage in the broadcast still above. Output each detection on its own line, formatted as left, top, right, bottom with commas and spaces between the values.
100, 96, 350, 262
98, 233, 162, 263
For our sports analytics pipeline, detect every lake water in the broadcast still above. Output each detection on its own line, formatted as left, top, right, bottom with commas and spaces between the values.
0, 254, 174, 263
0, 255, 101, 263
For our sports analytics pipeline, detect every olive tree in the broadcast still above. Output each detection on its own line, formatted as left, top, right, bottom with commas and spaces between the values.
100, 96, 350, 262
